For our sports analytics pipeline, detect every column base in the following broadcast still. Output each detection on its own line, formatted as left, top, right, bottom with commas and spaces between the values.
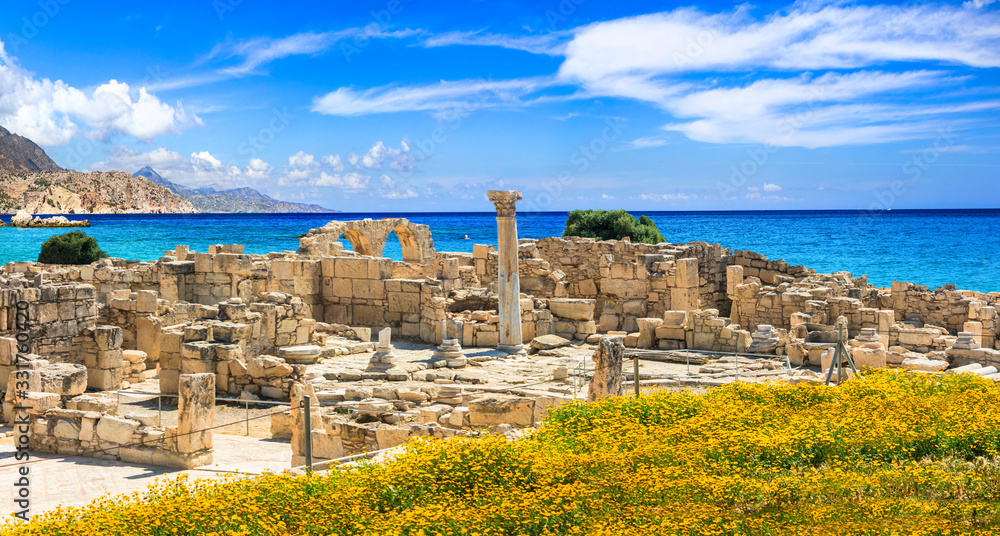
498, 344, 526, 355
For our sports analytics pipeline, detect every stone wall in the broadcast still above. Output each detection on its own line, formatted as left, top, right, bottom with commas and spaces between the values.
22, 372, 215, 468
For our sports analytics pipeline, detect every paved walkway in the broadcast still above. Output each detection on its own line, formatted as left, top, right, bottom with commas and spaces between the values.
0, 434, 291, 519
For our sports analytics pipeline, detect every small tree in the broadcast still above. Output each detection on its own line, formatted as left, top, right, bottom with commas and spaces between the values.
37, 231, 107, 265
563, 209, 665, 245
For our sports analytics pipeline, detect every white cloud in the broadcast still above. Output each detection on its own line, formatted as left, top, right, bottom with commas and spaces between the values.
335, 3, 1000, 148
660, 71, 981, 148
244, 158, 273, 180
638, 193, 696, 201
627, 136, 668, 149
422, 30, 570, 56
315, 171, 369, 189
322, 154, 345, 171
763, 183, 782, 191
312, 77, 555, 116
283, 151, 320, 181
380, 188, 418, 199
559, 4, 1000, 85
90, 146, 259, 188
965, 0, 998, 8
205, 28, 423, 77
745, 191, 794, 202
0, 39, 201, 146
602, 193, 614, 199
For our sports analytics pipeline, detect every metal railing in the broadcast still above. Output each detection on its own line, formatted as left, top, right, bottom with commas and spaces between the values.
115, 390, 289, 435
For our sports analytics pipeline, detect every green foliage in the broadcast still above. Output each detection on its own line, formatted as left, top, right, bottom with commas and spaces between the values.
563, 209, 665, 244
33, 178, 51, 187
37, 231, 107, 265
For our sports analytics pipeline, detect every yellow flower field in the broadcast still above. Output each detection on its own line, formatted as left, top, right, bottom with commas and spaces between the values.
5, 370, 1000, 535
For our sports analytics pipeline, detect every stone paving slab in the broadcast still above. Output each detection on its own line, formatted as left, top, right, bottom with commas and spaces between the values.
0, 434, 291, 520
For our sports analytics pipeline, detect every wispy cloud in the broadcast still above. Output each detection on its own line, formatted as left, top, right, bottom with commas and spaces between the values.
324, 2, 1000, 149
421, 30, 570, 56
205, 28, 422, 76
312, 76, 558, 116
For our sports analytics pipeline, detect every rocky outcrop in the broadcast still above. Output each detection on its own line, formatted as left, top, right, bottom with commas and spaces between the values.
0, 169, 197, 214
0, 125, 61, 173
9, 209, 89, 227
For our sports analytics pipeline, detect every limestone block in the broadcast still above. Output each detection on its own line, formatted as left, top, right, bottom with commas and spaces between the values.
39, 363, 88, 396
94, 326, 123, 351
375, 426, 411, 450
136, 290, 158, 313
0, 337, 15, 366
662, 311, 688, 328
159, 369, 180, 394
676, 258, 699, 288
87, 368, 122, 391
547, 299, 596, 321
312, 429, 344, 459
18, 392, 60, 413
96, 416, 140, 444
336, 258, 369, 279
726, 265, 744, 296
123, 350, 147, 365
177, 373, 215, 454
53, 419, 82, 440
467, 395, 534, 427
531, 334, 570, 350
655, 326, 686, 341
852, 345, 887, 371
670, 288, 699, 312
635, 318, 663, 349
898, 329, 936, 347
588, 337, 624, 402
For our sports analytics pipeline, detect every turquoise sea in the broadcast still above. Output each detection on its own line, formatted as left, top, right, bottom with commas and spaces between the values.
1, 210, 997, 292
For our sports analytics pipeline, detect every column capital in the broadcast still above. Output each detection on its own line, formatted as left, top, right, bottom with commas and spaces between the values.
487, 190, 522, 217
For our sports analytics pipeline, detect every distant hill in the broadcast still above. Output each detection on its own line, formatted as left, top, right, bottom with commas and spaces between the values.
0, 169, 198, 214
0, 126, 196, 214
0, 125, 62, 173
134, 166, 334, 213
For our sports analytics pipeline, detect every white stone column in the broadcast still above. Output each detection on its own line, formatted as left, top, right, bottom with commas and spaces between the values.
487, 190, 525, 354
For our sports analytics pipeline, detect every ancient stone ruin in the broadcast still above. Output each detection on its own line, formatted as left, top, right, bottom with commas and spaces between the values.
3, 189, 1000, 469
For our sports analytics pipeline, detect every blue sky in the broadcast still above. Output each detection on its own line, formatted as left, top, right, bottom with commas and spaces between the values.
1, 0, 998, 211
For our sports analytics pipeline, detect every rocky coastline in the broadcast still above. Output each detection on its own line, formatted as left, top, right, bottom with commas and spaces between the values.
7, 209, 90, 228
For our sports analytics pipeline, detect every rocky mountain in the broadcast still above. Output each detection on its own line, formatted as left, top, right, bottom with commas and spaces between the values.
0, 169, 197, 214
0, 125, 62, 173
134, 166, 333, 213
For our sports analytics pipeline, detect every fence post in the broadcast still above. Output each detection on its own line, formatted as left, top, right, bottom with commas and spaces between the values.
245, 400, 250, 436
157, 395, 162, 426
633, 356, 640, 399
303, 395, 313, 474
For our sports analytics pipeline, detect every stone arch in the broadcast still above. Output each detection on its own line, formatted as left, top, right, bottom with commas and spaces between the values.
342, 228, 374, 256
298, 218, 436, 263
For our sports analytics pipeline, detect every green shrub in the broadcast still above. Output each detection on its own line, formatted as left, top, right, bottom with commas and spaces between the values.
563, 209, 665, 244
37, 231, 107, 265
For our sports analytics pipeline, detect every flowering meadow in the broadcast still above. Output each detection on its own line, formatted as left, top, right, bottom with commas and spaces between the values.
6, 370, 1000, 535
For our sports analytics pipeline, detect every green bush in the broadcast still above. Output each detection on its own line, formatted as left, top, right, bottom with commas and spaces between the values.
37, 231, 107, 265
563, 209, 665, 244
